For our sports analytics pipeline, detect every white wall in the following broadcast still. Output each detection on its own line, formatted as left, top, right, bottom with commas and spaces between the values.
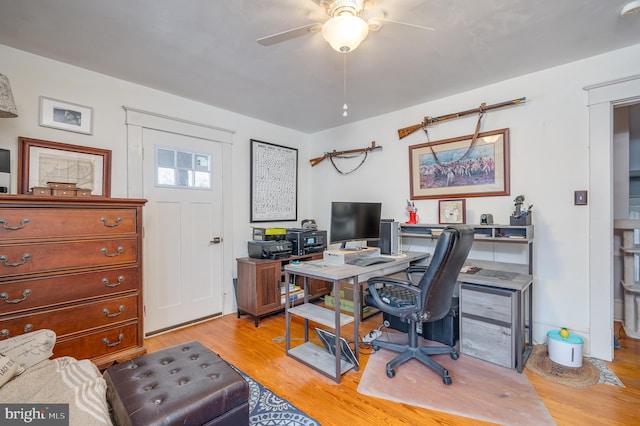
4, 39, 640, 353
0, 44, 312, 315
308, 43, 640, 350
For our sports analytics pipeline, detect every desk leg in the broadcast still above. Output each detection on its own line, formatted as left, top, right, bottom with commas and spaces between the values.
303, 276, 309, 342
515, 289, 524, 372
333, 279, 341, 383
353, 276, 360, 369
523, 283, 534, 369
285, 271, 291, 353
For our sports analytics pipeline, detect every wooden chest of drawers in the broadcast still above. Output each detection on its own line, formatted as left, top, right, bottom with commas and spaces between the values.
0, 195, 146, 369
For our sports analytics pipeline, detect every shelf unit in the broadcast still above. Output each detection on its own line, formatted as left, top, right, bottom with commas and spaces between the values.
235, 253, 330, 327
286, 302, 356, 378
614, 220, 640, 339
283, 252, 429, 383
399, 223, 534, 372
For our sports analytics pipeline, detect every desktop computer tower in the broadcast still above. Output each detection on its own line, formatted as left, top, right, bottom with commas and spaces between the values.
383, 297, 459, 347
378, 219, 400, 255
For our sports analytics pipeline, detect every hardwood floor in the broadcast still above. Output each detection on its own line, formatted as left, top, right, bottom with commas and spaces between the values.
145, 313, 640, 425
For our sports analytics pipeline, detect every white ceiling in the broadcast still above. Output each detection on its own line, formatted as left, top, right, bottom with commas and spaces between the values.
0, 0, 639, 133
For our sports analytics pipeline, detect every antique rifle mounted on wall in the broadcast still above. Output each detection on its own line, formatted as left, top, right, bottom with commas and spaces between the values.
309, 141, 382, 175
397, 97, 526, 140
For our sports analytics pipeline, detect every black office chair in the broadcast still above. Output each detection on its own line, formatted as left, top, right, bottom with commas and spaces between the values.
365, 225, 474, 385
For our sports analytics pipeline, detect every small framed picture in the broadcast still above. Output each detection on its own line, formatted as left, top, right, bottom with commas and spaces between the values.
439, 199, 466, 224
39, 96, 93, 135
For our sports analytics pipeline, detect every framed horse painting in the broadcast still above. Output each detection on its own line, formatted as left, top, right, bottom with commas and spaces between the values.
409, 128, 510, 200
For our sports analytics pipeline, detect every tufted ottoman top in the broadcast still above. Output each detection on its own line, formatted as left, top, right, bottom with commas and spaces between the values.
104, 341, 249, 426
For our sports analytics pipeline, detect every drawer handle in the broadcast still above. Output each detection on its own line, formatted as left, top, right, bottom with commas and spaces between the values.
102, 276, 125, 288
0, 253, 32, 267
0, 289, 32, 304
103, 305, 125, 318
101, 217, 122, 227
0, 325, 34, 338
101, 247, 124, 257
0, 218, 30, 230
103, 333, 125, 347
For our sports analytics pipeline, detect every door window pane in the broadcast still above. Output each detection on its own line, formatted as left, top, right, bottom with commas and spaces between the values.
155, 147, 211, 189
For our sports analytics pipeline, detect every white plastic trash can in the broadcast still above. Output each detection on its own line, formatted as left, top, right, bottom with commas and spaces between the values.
547, 330, 583, 367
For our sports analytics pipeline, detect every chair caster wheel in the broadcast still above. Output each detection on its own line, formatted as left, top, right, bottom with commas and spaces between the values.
372, 344, 380, 351
450, 351, 459, 360
386, 368, 396, 378
443, 375, 452, 385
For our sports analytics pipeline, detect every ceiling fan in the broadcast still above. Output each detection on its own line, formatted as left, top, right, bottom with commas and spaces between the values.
257, 0, 434, 53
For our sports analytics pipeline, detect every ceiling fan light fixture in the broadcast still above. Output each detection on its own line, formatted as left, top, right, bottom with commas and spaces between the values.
322, 14, 369, 52
621, 0, 640, 16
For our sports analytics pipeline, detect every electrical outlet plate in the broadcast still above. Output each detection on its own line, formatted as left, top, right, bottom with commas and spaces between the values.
574, 190, 588, 205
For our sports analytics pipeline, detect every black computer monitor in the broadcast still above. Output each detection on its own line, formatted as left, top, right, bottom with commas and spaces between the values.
329, 201, 382, 250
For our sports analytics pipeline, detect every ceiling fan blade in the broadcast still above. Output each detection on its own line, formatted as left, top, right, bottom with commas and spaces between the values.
368, 17, 435, 32
257, 23, 324, 46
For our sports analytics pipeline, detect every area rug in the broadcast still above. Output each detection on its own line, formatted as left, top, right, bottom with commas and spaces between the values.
526, 344, 624, 387
357, 336, 554, 425
232, 366, 320, 426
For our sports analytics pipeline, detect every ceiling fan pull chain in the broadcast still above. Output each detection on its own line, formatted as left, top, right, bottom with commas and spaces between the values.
329, 151, 368, 175
343, 54, 348, 117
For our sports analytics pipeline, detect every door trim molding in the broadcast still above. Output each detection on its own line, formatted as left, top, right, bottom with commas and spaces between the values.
124, 107, 237, 328
585, 75, 640, 360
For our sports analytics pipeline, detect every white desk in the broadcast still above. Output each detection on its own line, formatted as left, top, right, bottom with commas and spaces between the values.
283, 251, 429, 383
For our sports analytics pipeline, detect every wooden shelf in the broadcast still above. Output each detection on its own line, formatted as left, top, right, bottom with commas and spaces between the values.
287, 342, 355, 378
288, 303, 354, 329
400, 223, 533, 242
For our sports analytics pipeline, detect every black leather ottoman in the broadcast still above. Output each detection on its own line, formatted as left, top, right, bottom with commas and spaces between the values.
103, 341, 249, 426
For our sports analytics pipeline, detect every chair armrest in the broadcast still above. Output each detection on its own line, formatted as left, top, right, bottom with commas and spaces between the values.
405, 265, 427, 282
367, 277, 422, 317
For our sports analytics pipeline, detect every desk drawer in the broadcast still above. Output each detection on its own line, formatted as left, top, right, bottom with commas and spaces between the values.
0, 208, 137, 241
0, 238, 138, 278
460, 284, 513, 323
460, 316, 514, 368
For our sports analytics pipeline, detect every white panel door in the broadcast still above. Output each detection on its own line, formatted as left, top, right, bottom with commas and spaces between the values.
142, 128, 224, 334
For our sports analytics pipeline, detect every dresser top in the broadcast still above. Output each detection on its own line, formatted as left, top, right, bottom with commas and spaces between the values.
0, 194, 147, 207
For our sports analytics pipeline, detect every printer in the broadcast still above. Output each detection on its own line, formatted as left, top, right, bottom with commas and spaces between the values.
247, 240, 293, 260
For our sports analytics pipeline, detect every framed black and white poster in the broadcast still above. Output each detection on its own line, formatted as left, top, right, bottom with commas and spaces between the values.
250, 139, 298, 222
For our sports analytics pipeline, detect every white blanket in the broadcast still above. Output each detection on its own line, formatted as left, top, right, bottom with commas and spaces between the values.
0, 356, 112, 426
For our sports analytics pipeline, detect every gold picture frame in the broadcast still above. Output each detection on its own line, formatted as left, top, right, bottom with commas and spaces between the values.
409, 128, 510, 200
439, 199, 466, 224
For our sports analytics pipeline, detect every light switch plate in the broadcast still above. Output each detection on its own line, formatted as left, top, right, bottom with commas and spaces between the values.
574, 190, 588, 205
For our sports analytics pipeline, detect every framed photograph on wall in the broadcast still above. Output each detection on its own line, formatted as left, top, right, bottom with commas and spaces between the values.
250, 139, 298, 222
39, 96, 93, 135
439, 199, 466, 224
18, 137, 111, 196
409, 128, 510, 200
